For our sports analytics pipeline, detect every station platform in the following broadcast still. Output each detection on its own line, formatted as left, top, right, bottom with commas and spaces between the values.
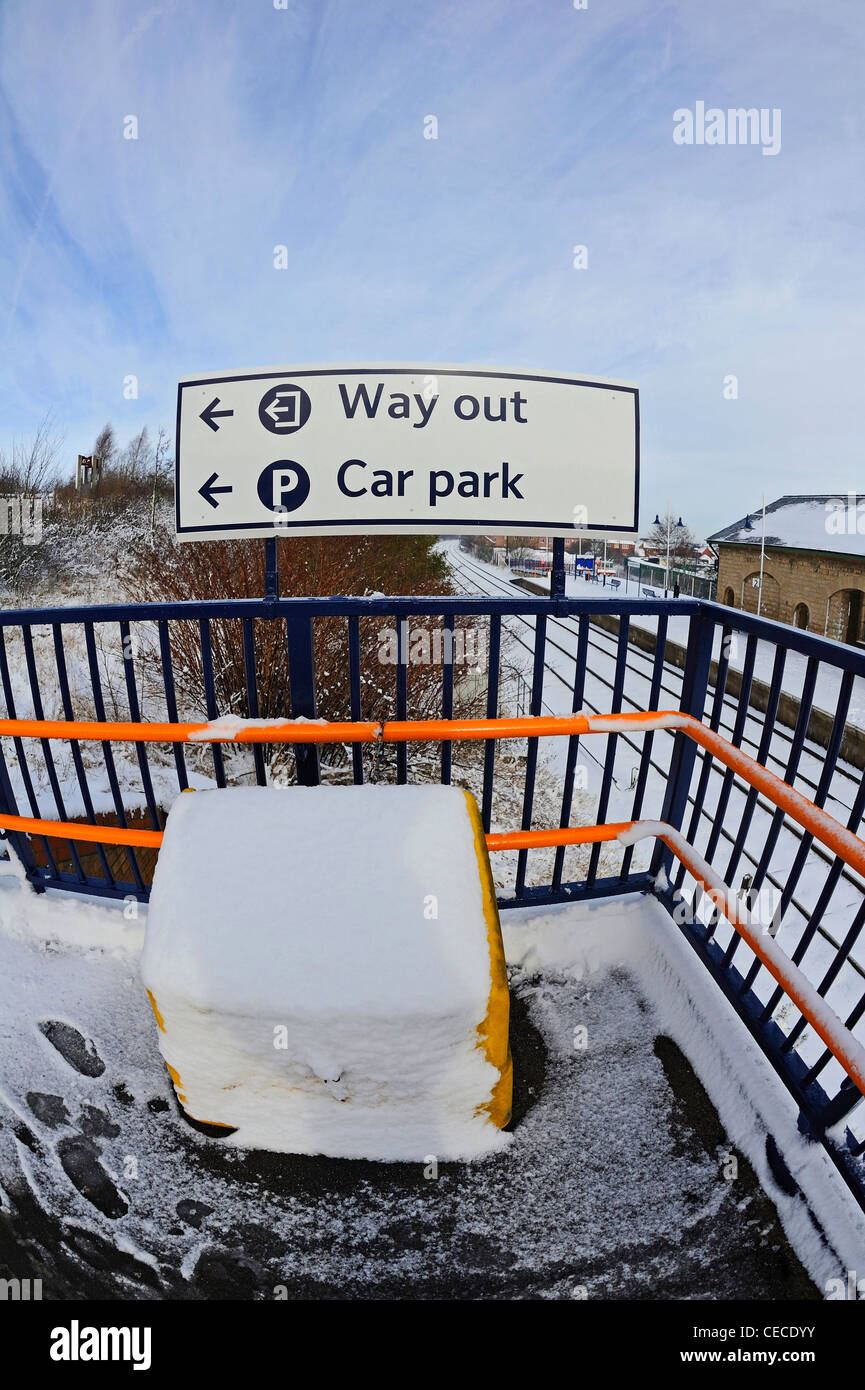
0, 875, 848, 1300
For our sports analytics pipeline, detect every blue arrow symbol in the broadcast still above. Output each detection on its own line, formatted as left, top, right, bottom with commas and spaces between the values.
198, 472, 233, 509
200, 397, 234, 432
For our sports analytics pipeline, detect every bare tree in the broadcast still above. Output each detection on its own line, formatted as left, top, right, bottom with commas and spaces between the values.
646, 510, 696, 565
150, 427, 173, 538
119, 426, 153, 482
92, 422, 116, 470
153, 427, 173, 482
0, 413, 64, 495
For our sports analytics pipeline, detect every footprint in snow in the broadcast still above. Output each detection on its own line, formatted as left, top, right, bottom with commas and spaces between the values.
25, 1092, 70, 1129
38, 1020, 105, 1078
56, 1136, 128, 1220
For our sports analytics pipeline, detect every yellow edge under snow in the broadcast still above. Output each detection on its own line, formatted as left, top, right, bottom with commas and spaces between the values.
148, 793, 513, 1137
147, 989, 231, 1128
462, 789, 513, 1130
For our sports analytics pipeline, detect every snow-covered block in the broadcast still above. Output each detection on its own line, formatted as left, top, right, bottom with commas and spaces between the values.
141, 785, 512, 1161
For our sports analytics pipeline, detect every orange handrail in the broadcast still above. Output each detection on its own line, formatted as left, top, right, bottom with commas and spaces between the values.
0, 717, 381, 745
0, 813, 163, 850
2, 711, 862, 876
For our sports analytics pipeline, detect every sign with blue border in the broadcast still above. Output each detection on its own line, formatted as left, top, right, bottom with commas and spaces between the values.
175, 364, 639, 541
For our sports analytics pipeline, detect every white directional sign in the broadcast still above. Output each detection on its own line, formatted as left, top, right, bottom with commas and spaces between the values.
175, 364, 639, 540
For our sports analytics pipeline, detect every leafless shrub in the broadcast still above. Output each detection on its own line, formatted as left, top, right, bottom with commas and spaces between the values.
122, 533, 487, 778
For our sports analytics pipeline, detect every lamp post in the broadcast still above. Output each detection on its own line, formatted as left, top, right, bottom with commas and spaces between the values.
757, 495, 767, 617
654, 508, 685, 595
741, 508, 766, 613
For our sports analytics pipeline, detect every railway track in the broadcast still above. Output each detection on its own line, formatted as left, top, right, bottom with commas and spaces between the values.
452, 550, 862, 813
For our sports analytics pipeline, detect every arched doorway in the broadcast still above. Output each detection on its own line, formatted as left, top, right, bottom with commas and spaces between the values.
826, 589, 865, 645
742, 570, 780, 620
723, 586, 734, 607
792, 603, 809, 630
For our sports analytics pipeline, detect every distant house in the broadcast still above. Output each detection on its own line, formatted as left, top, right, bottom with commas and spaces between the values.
487, 534, 636, 557
708, 495, 865, 644
487, 534, 547, 550
599, 538, 637, 558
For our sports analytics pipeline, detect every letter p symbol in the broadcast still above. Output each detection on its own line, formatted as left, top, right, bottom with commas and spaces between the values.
257, 460, 311, 514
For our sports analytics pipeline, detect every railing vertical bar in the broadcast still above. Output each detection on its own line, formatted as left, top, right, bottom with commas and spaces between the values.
284, 612, 320, 787
620, 611, 668, 881
197, 617, 226, 790
0, 748, 39, 886
158, 619, 190, 792
673, 620, 732, 893
738, 655, 820, 995
810, 1075, 863, 1139
440, 615, 454, 785
0, 626, 57, 878
757, 667, 855, 1023
52, 623, 114, 886
552, 615, 590, 891
21, 624, 86, 882
720, 643, 788, 967
241, 617, 267, 788
348, 617, 364, 786
697, 631, 759, 937
119, 619, 165, 828
514, 614, 547, 898
83, 622, 145, 892
395, 617, 408, 785
480, 615, 501, 832
782, 894, 865, 1059
587, 617, 630, 886
649, 606, 716, 890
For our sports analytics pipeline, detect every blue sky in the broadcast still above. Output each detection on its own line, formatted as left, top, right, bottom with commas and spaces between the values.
0, 0, 863, 534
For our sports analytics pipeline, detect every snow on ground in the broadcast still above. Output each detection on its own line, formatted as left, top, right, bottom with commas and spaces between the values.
0, 874, 859, 1298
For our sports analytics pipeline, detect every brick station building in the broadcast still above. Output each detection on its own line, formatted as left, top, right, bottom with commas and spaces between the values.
709, 495, 865, 645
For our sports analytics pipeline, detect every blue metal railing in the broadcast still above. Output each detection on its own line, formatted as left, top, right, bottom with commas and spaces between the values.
0, 589, 864, 1205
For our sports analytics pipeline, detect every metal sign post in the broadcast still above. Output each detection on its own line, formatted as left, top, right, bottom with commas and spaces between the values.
550, 537, 566, 597
264, 536, 279, 601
